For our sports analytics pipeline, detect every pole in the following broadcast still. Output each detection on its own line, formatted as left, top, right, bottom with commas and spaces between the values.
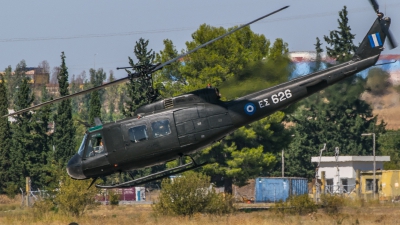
282, 149, 284, 177
362, 133, 376, 199
373, 133, 376, 199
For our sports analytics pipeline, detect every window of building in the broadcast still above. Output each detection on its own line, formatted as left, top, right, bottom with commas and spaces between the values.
341, 179, 348, 192
151, 120, 171, 138
365, 179, 378, 193
129, 125, 148, 143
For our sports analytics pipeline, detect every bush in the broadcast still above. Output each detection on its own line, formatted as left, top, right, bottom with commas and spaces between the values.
109, 191, 120, 206
273, 194, 317, 215
54, 172, 98, 217
154, 172, 235, 216
320, 194, 344, 215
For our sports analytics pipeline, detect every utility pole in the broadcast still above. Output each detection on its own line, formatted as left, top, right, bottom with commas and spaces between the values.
282, 149, 284, 177
362, 133, 376, 199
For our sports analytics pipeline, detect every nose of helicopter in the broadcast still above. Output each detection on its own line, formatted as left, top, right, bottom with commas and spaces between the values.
66, 154, 86, 180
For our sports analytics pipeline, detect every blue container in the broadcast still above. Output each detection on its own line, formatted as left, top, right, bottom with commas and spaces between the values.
255, 177, 308, 203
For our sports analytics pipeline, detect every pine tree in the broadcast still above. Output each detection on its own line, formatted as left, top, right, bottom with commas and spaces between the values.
88, 68, 106, 125
30, 86, 52, 187
107, 70, 116, 121
314, 37, 324, 72
9, 77, 34, 189
53, 52, 76, 165
0, 75, 12, 193
123, 38, 155, 117
324, 6, 357, 63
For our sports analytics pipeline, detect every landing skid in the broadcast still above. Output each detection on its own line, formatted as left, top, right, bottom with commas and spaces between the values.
96, 161, 207, 189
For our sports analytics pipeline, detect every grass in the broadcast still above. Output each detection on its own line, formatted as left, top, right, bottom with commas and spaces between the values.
2, 195, 400, 224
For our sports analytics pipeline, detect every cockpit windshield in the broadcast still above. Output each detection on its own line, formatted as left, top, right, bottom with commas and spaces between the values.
84, 132, 106, 158
77, 134, 88, 156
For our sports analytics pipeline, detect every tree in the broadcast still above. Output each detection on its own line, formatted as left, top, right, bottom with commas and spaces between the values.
313, 37, 324, 72
9, 77, 35, 189
179, 25, 270, 91
365, 68, 390, 95
154, 26, 292, 192
88, 68, 106, 125
123, 38, 155, 117
154, 39, 184, 97
106, 70, 117, 121
324, 6, 357, 63
154, 172, 234, 216
0, 75, 12, 193
378, 131, 400, 169
53, 52, 76, 165
285, 76, 385, 178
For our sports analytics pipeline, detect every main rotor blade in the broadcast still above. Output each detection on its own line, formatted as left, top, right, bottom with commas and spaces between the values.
4, 76, 129, 117
150, 5, 289, 73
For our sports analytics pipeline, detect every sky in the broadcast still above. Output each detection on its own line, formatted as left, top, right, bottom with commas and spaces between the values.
0, 0, 399, 80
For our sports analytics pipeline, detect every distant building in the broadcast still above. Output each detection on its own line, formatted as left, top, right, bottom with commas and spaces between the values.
311, 156, 390, 194
289, 53, 400, 81
25, 68, 49, 86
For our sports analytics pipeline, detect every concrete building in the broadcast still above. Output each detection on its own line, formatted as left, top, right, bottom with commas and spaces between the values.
311, 156, 390, 194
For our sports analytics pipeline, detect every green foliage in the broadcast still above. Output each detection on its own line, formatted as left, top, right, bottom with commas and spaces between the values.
9, 77, 49, 189
365, 68, 391, 95
88, 68, 106, 125
324, 6, 357, 63
273, 194, 317, 215
201, 111, 290, 188
54, 170, 98, 217
53, 52, 76, 165
4, 182, 18, 199
109, 191, 120, 206
314, 37, 324, 72
124, 38, 156, 117
286, 76, 385, 178
320, 194, 345, 215
378, 131, 400, 169
154, 172, 235, 216
0, 75, 12, 193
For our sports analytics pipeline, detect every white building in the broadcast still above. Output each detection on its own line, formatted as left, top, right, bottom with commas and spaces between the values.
311, 156, 390, 194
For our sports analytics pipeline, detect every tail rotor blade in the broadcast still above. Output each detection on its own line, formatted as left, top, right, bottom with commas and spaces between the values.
369, 0, 380, 13
386, 29, 398, 49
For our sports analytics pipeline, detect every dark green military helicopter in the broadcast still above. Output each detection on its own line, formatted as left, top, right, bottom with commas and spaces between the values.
7, 1, 397, 189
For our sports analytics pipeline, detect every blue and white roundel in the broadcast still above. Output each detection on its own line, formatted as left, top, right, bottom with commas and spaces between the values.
244, 103, 256, 115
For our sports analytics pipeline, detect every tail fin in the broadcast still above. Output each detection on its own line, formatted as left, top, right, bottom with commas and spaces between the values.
353, 18, 387, 60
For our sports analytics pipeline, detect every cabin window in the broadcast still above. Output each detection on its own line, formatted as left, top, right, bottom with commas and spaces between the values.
128, 125, 148, 143
85, 133, 105, 158
151, 120, 171, 138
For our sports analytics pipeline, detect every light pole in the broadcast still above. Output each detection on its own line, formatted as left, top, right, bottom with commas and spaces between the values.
362, 133, 376, 199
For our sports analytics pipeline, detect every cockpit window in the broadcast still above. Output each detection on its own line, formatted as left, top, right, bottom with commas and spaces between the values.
151, 120, 171, 138
77, 134, 88, 156
128, 125, 148, 143
85, 133, 105, 158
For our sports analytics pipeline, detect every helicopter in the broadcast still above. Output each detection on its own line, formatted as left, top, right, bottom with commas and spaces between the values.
6, 1, 397, 189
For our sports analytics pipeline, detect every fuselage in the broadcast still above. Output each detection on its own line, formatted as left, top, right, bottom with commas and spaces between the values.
67, 54, 380, 180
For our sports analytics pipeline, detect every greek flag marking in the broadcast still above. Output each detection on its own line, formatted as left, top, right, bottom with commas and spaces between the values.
368, 33, 382, 48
